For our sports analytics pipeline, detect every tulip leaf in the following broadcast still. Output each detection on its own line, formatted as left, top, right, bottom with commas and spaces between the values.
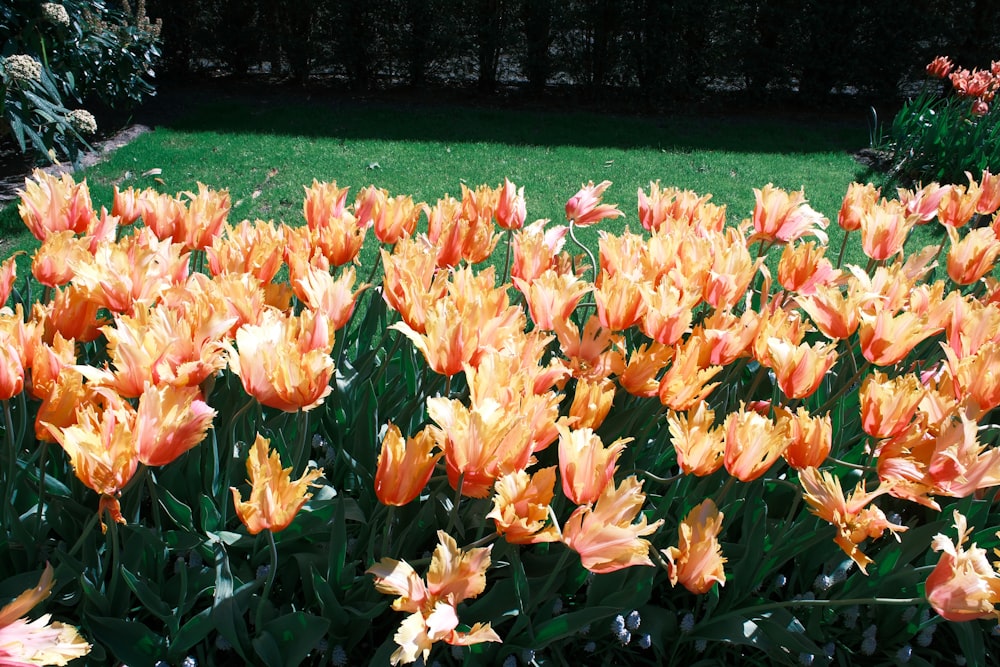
158, 486, 194, 530
88, 615, 164, 666
586, 565, 654, 611
169, 606, 214, 658
533, 606, 620, 647
121, 567, 173, 620
254, 612, 330, 667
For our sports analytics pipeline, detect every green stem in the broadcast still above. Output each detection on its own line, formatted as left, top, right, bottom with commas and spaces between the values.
836, 230, 851, 269
444, 472, 465, 536
707, 597, 926, 626
500, 228, 513, 286
68, 512, 101, 557
381, 506, 395, 557
567, 221, 598, 284
293, 409, 310, 477
3, 400, 15, 529
35, 441, 49, 536
256, 530, 279, 631
815, 362, 871, 416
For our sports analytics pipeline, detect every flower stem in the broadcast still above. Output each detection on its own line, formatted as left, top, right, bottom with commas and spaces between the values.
836, 230, 851, 269
256, 529, 279, 631
3, 400, 15, 529
568, 221, 598, 284
293, 409, 310, 477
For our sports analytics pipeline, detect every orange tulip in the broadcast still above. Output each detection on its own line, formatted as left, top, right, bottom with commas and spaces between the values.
859, 199, 917, 261
228, 308, 335, 412
426, 396, 533, 498
619, 341, 673, 398
723, 404, 789, 482
34, 371, 90, 443
663, 499, 727, 594
703, 229, 760, 310
511, 219, 568, 284
0, 254, 17, 308
375, 424, 441, 506
942, 341, 1000, 416
17, 169, 95, 241
0, 563, 92, 665
554, 315, 625, 382
375, 194, 424, 245
795, 281, 865, 340
486, 466, 560, 544
946, 225, 1000, 285
976, 168, 1000, 215
837, 182, 880, 232
599, 228, 648, 277
925, 511, 1000, 622
858, 307, 940, 367
294, 265, 367, 332
25, 332, 76, 402
568, 377, 616, 431
514, 269, 590, 331
752, 301, 809, 367
381, 238, 449, 333
136, 188, 186, 242
367, 531, 500, 665
562, 475, 664, 574
937, 181, 980, 228
496, 178, 527, 230
693, 308, 759, 366
781, 407, 832, 470
0, 341, 25, 401
859, 371, 924, 439
594, 269, 646, 331
640, 277, 699, 346
638, 181, 725, 233
112, 185, 142, 225
764, 337, 838, 399
180, 183, 231, 251
29, 231, 88, 288
926, 408, 1000, 498
42, 399, 138, 530
135, 383, 216, 467
303, 179, 350, 230
207, 219, 286, 283
658, 337, 722, 412
667, 401, 725, 476
750, 184, 829, 245
898, 182, 950, 223
565, 180, 624, 227
34, 285, 106, 345
799, 467, 904, 573
70, 228, 190, 313
777, 241, 839, 295
231, 433, 322, 534
557, 425, 629, 505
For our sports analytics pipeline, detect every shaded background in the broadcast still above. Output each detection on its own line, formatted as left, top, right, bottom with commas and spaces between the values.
147, 0, 1000, 114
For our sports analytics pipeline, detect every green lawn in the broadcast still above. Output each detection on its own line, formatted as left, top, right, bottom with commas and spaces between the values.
1, 97, 872, 273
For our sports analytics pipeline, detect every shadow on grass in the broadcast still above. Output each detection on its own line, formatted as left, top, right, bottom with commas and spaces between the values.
153, 85, 869, 155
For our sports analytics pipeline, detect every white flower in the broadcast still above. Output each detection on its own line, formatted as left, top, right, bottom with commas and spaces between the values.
42, 3, 71, 27
67, 109, 97, 135
2, 55, 42, 83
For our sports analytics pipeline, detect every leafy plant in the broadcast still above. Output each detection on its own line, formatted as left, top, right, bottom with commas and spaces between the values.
0, 0, 161, 164
2, 168, 1000, 666
877, 55, 1000, 188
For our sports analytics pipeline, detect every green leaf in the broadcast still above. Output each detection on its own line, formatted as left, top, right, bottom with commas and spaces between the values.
533, 606, 619, 647
158, 487, 194, 530
121, 567, 173, 620
88, 616, 164, 667
255, 612, 331, 667
168, 606, 214, 659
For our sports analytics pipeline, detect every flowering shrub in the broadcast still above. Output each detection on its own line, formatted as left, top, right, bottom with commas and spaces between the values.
878, 55, 1000, 188
2, 168, 1000, 665
0, 0, 161, 164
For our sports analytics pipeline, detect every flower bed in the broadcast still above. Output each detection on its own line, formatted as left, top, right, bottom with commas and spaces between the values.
1, 169, 1000, 665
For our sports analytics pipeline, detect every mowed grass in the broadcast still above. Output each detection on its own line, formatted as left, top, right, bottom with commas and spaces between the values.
2, 97, 876, 276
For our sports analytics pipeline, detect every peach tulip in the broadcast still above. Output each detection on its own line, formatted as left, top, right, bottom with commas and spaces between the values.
565, 180, 624, 227
750, 184, 829, 245
495, 178, 526, 230
375, 424, 441, 506
0, 563, 92, 665
765, 337, 838, 399
562, 475, 664, 574
946, 225, 1000, 285
667, 401, 725, 476
514, 269, 590, 331
926, 511, 1000, 622
17, 169, 95, 241
510, 219, 568, 283
859, 371, 924, 439
302, 179, 350, 230
858, 308, 940, 367
658, 337, 723, 412
486, 467, 560, 544
663, 499, 727, 594
568, 377, 616, 431
780, 407, 832, 470
135, 383, 216, 467
859, 199, 917, 261
594, 269, 646, 331
777, 241, 839, 295
837, 182, 880, 232
723, 404, 789, 482
231, 433, 322, 534
208, 219, 286, 282
799, 467, 904, 573
557, 425, 629, 505
367, 531, 501, 665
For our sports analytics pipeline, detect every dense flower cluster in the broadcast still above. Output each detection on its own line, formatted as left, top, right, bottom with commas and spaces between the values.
927, 55, 1000, 115
66, 109, 97, 135
2, 54, 42, 83
4, 166, 1000, 663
